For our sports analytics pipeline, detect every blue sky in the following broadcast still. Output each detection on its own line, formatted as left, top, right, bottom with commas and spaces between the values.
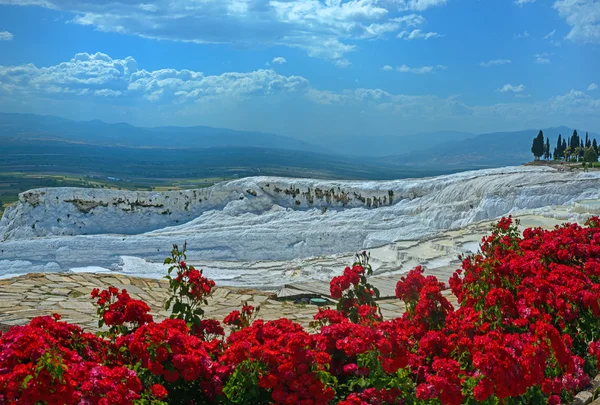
0, 0, 598, 140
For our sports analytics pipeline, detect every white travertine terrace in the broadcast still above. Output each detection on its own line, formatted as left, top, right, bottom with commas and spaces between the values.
1, 166, 600, 288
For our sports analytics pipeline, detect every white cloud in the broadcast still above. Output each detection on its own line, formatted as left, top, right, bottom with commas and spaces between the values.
272, 57, 287, 65
0, 52, 309, 103
1, 52, 598, 137
397, 29, 442, 39
94, 89, 122, 97
549, 89, 600, 114
498, 84, 526, 93
554, 0, 600, 44
515, 0, 535, 6
393, 14, 426, 27
335, 59, 352, 68
0, 0, 449, 65
0, 31, 13, 41
534, 53, 552, 64
543, 29, 561, 46
589, 83, 599, 91
383, 64, 447, 74
480, 59, 512, 67
513, 31, 530, 39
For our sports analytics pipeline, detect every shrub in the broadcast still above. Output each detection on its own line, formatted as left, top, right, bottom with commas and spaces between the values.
5, 217, 600, 404
163, 243, 215, 334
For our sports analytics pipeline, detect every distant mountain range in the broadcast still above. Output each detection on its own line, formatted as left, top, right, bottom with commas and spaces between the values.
0, 112, 597, 171
0, 112, 325, 153
305, 131, 476, 157
384, 126, 600, 168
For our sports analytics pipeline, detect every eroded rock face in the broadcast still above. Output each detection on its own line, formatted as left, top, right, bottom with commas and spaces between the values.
0, 177, 404, 240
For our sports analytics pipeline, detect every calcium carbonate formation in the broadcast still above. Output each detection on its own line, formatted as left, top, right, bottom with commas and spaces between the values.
1, 166, 600, 286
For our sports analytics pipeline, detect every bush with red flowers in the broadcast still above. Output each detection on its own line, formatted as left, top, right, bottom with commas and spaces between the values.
5, 217, 600, 404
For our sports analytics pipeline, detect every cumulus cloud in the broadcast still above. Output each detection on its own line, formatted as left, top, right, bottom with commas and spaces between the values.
0, 31, 13, 41
498, 84, 526, 93
480, 59, 512, 67
383, 64, 447, 74
0, 0, 449, 65
534, 53, 552, 64
0, 52, 598, 137
0, 52, 309, 103
553, 0, 600, 44
589, 83, 599, 91
272, 57, 287, 64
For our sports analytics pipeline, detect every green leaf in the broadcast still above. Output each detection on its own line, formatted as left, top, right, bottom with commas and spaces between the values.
21, 374, 33, 389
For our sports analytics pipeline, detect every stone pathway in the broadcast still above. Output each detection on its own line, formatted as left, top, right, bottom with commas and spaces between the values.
0, 273, 459, 332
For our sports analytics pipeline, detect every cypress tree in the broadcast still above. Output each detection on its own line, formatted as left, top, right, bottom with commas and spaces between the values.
594, 139, 598, 155
556, 134, 563, 158
545, 137, 551, 160
571, 130, 579, 150
532, 130, 545, 160
586, 132, 591, 148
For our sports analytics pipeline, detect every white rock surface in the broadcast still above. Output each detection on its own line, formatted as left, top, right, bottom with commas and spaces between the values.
1, 166, 600, 288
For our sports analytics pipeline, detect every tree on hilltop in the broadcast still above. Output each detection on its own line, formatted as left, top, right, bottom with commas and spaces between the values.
531, 130, 545, 161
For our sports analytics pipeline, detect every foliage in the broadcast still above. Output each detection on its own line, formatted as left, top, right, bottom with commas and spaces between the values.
584, 147, 598, 163
163, 243, 215, 334
6, 217, 600, 404
328, 251, 382, 323
531, 130, 545, 160
92, 286, 153, 338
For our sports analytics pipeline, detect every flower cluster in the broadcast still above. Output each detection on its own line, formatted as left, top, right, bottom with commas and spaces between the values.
92, 286, 153, 337
164, 243, 216, 332
5, 217, 600, 404
330, 251, 382, 323
223, 303, 258, 331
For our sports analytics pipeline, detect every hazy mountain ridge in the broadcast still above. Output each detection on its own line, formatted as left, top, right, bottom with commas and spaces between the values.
305, 131, 476, 157
0, 112, 325, 153
385, 126, 600, 168
1, 112, 598, 170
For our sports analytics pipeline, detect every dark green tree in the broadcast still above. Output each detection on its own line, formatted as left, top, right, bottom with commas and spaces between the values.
531, 130, 545, 161
555, 134, 563, 159
570, 130, 579, 150
586, 132, 591, 148
593, 139, 598, 154
544, 137, 551, 160
562, 139, 567, 154
585, 147, 598, 163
